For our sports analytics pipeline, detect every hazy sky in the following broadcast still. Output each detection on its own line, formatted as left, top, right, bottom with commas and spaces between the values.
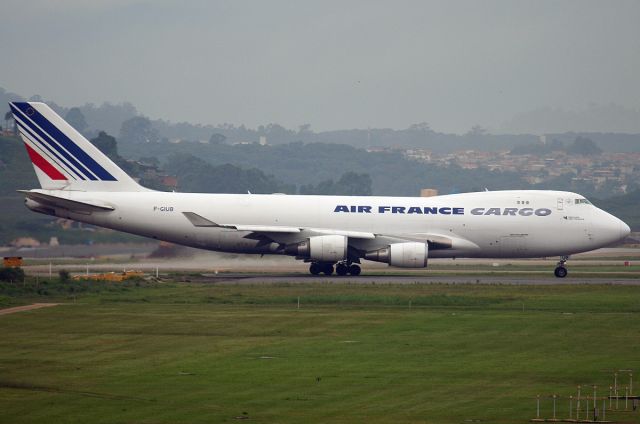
1, 0, 639, 133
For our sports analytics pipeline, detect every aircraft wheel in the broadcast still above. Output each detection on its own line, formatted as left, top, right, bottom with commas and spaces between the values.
322, 263, 334, 276
554, 266, 568, 278
348, 264, 361, 276
336, 263, 349, 276
309, 263, 321, 275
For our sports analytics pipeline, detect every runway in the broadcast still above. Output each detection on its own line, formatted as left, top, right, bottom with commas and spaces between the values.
197, 273, 640, 286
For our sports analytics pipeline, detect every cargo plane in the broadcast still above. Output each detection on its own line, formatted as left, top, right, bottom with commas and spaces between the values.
9, 102, 631, 277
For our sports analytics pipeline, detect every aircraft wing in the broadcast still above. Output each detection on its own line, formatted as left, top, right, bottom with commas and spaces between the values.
182, 211, 375, 239
182, 211, 477, 252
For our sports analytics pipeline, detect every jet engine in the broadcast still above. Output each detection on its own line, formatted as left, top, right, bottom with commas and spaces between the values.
364, 242, 428, 267
285, 235, 348, 262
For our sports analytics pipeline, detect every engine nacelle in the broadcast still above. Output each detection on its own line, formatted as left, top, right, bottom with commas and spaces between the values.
364, 242, 428, 268
285, 235, 348, 262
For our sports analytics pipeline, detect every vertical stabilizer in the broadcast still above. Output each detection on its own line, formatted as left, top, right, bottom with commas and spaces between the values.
9, 101, 146, 192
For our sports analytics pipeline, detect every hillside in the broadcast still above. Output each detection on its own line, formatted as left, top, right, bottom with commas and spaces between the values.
121, 141, 530, 196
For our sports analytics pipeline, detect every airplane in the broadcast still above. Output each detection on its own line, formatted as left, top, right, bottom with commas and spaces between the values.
8, 101, 631, 278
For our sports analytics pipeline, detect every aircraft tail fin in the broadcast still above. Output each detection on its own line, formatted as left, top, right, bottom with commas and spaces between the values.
9, 101, 146, 192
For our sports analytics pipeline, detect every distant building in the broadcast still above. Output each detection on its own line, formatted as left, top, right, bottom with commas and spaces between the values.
420, 188, 438, 197
259, 136, 267, 146
161, 175, 178, 190
10, 237, 41, 248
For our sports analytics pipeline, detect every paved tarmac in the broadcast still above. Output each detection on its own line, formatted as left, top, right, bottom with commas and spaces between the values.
198, 273, 640, 285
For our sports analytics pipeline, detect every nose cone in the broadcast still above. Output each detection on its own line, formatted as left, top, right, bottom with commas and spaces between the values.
620, 219, 631, 240
591, 210, 630, 246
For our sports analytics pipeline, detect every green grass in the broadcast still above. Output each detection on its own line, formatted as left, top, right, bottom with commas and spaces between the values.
1, 280, 640, 423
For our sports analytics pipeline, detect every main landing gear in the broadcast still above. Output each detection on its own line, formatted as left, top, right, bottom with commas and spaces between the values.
554, 255, 569, 278
309, 261, 361, 276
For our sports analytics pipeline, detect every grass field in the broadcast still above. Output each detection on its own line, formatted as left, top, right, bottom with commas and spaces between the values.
1, 279, 639, 423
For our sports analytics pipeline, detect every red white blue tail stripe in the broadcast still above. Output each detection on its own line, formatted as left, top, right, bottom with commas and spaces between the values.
10, 102, 117, 181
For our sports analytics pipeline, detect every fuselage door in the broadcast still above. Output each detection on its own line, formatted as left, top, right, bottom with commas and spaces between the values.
557, 198, 564, 211
499, 234, 528, 257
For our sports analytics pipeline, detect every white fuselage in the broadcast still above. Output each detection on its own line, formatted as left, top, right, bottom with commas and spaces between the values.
12, 102, 630, 270
33, 189, 628, 260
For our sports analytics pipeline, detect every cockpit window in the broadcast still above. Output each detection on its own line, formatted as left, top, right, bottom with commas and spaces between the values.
575, 198, 591, 205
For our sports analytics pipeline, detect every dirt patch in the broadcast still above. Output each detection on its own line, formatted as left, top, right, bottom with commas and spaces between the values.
0, 380, 155, 402
0, 303, 59, 316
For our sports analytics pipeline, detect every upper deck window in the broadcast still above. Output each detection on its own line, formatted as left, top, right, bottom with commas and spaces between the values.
575, 198, 591, 205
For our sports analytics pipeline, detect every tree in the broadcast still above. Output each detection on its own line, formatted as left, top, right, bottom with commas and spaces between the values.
565, 136, 602, 156
119, 116, 159, 144
90, 131, 118, 159
65, 107, 88, 133
467, 125, 488, 136
299, 172, 372, 195
4, 111, 12, 133
163, 153, 293, 194
0, 267, 25, 283
408, 122, 431, 132
58, 269, 71, 283
336, 172, 372, 196
209, 133, 227, 144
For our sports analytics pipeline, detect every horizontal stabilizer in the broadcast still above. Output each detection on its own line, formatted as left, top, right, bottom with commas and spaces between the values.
19, 190, 115, 212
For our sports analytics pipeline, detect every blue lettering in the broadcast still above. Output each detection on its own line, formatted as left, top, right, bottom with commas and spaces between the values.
392, 206, 405, 214
379, 206, 390, 213
358, 206, 372, 213
453, 207, 464, 215
535, 208, 552, 216
438, 207, 452, 215
424, 207, 437, 214
407, 206, 423, 214
334, 205, 349, 213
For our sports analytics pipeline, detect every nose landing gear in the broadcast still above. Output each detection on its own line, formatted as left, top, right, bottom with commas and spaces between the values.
554, 256, 569, 278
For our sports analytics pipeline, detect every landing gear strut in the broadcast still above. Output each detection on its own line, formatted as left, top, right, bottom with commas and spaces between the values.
309, 261, 361, 276
554, 255, 569, 278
